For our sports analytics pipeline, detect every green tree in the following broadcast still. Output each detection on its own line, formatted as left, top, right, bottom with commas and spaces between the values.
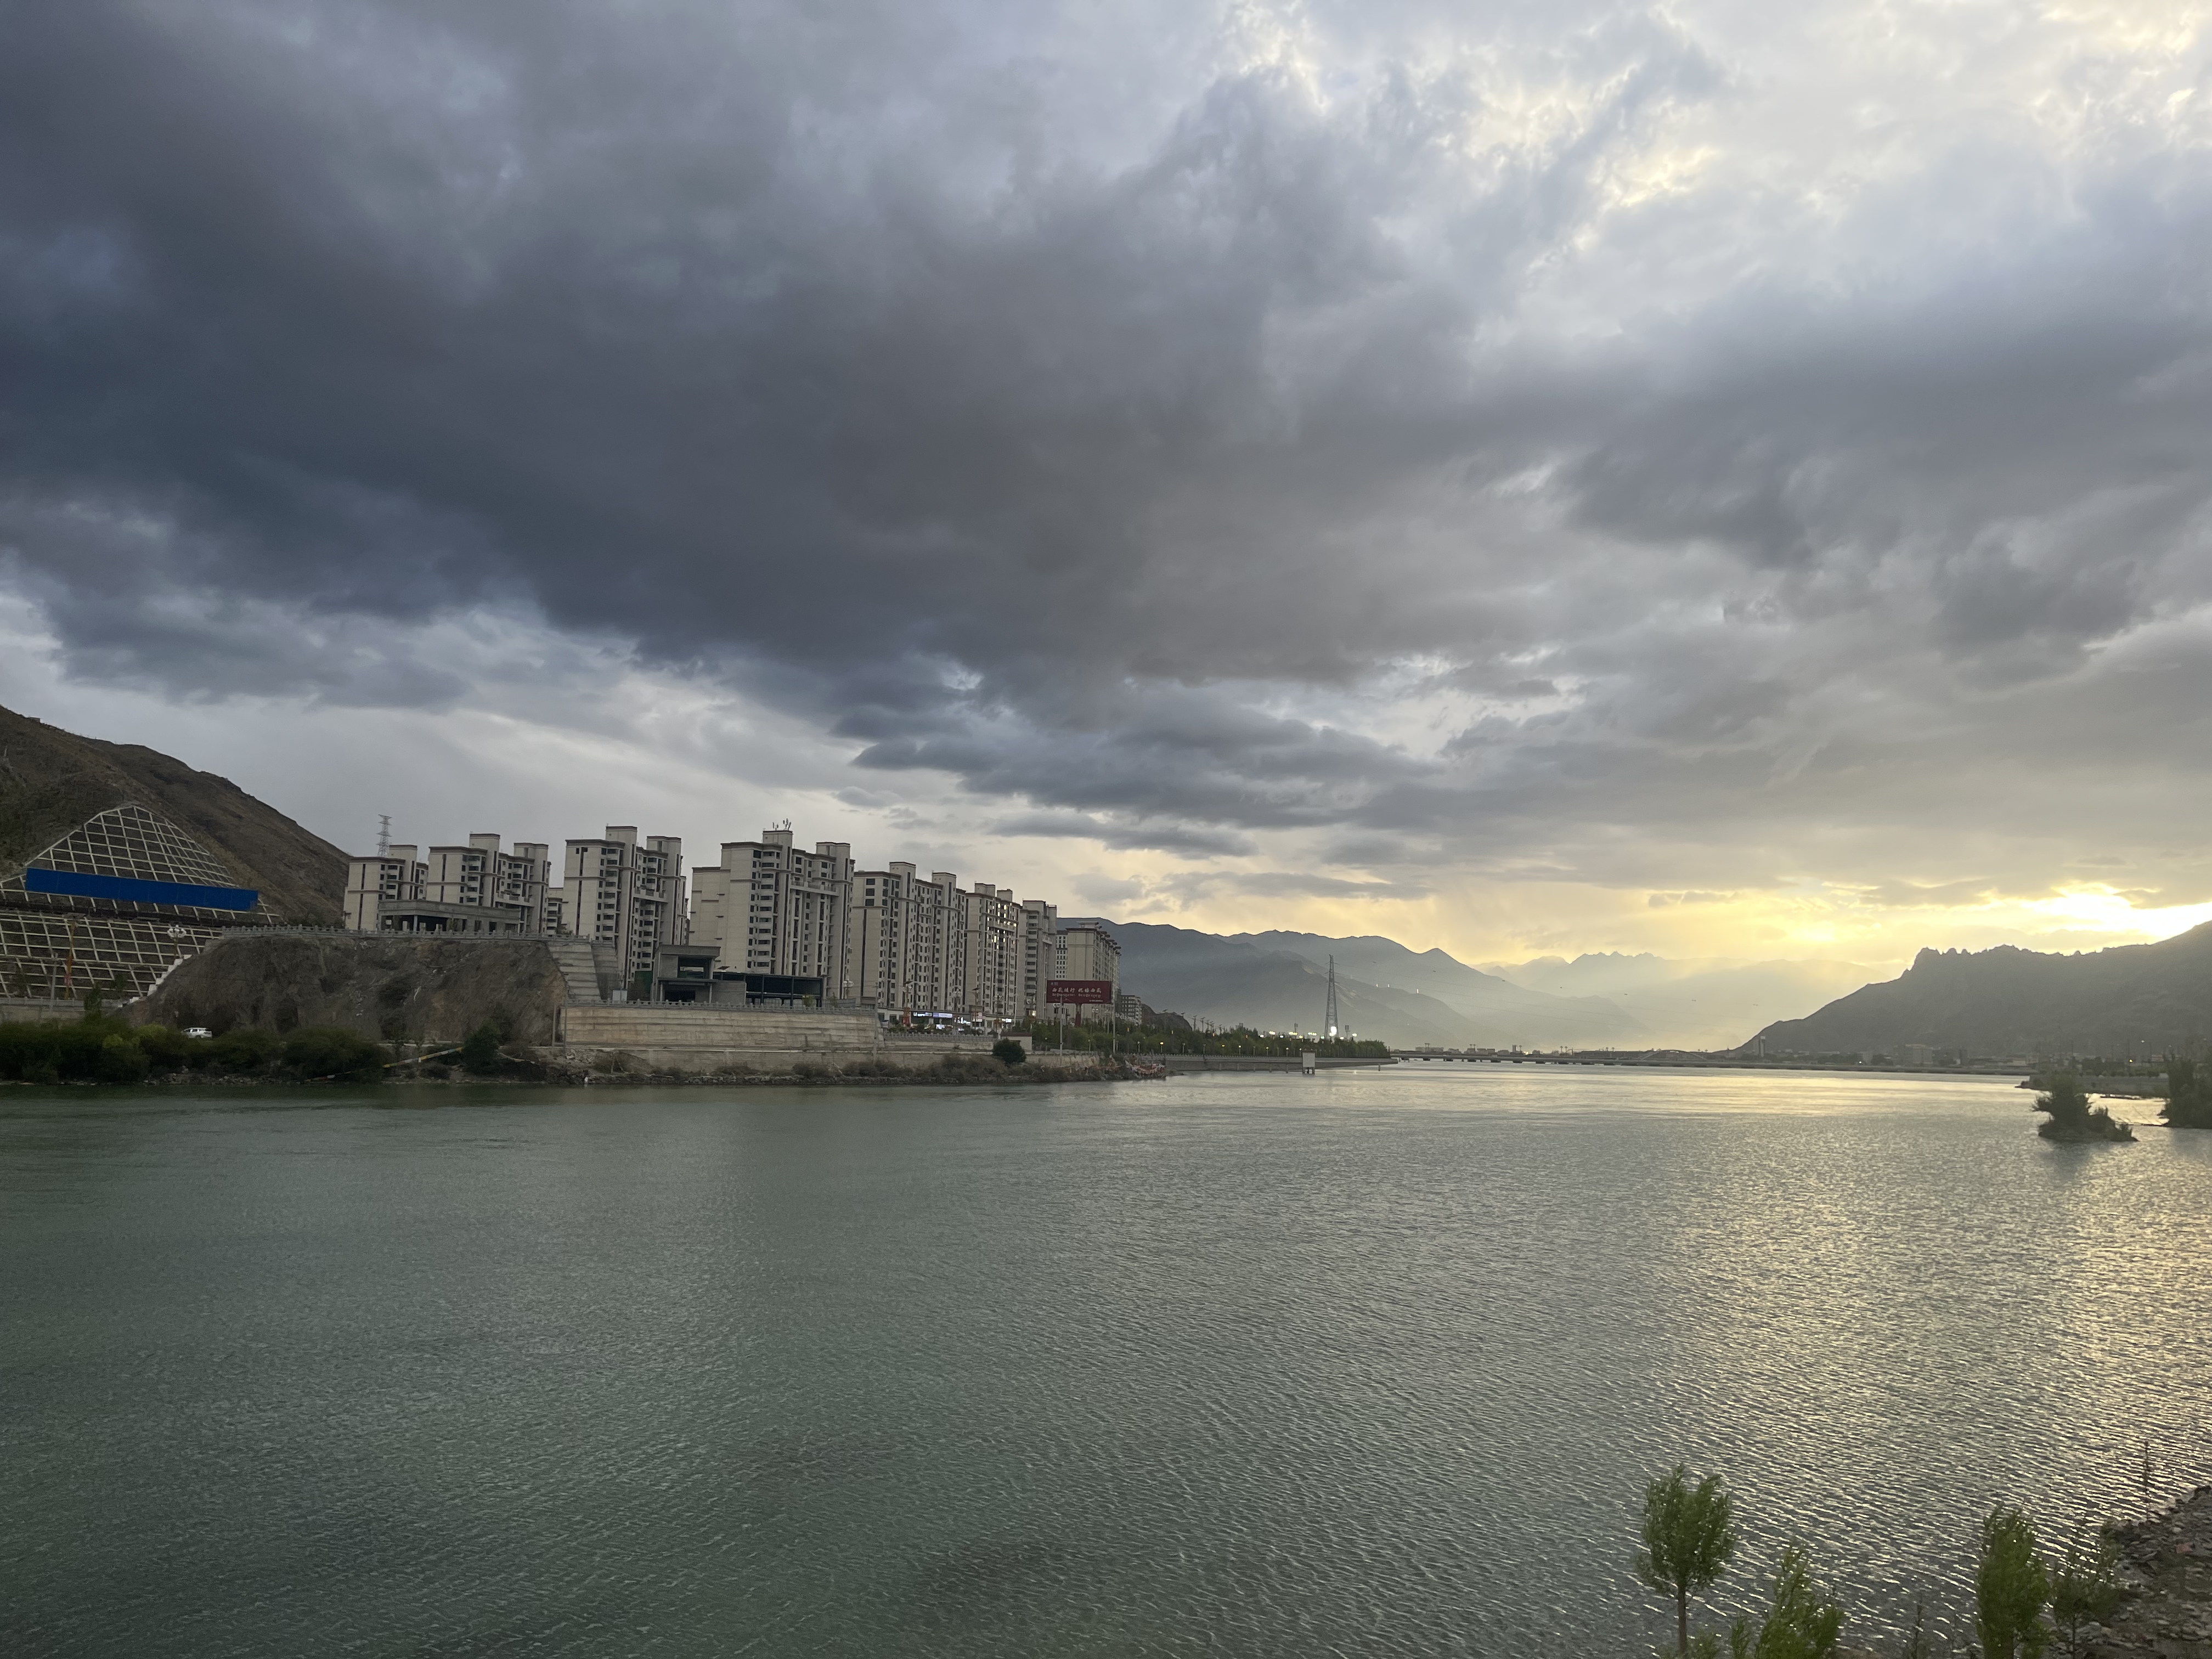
1736, 1544, 1843, 1659
1638, 1465, 1740, 1659
459, 1022, 504, 1075
2162, 1057, 2212, 1130
1976, 1505, 2050, 1659
992, 1038, 1026, 1065
2050, 1517, 2123, 1657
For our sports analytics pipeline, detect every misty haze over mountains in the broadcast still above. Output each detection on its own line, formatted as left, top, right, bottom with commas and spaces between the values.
1102, 923, 1880, 1051
1481, 954, 1884, 1054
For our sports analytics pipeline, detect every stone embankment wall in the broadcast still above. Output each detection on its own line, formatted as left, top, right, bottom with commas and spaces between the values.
136, 933, 569, 1045
552, 1005, 1058, 1076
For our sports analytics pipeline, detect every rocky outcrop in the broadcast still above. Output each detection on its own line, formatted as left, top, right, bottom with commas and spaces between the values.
136, 933, 567, 1045
2084, 1486, 2212, 1657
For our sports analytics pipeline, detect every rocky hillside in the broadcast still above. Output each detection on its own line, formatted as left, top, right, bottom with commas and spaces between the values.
1744, 923, 2212, 1057
0, 703, 346, 922
138, 934, 569, 1045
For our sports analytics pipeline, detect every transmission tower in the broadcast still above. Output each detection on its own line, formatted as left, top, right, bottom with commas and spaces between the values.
1325, 955, 1339, 1040
375, 814, 392, 856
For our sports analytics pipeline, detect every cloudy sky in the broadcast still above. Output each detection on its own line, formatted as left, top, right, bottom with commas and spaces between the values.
5, 0, 2212, 969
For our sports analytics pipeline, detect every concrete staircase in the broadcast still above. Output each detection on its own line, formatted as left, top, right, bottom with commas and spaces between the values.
546, 939, 608, 1005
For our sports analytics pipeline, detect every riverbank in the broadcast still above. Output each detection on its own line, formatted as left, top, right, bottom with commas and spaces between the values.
2, 1056, 1139, 1089
2084, 1485, 2212, 1656
1392, 1051, 2034, 1076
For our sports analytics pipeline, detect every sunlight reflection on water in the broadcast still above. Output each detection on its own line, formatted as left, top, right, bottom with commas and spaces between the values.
3, 1066, 2207, 1656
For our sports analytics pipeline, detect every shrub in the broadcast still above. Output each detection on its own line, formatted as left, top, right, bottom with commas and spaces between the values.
2050, 1517, 2124, 1652
458, 1022, 504, 1075
992, 1038, 1027, 1065
280, 1028, 386, 1082
0, 1017, 143, 1083
1976, 1505, 2050, 1659
93, 1033, 149, 1084
2162, 1057, 2212, 1130
2034, 1074, 2134, 1143
136, 1025, 195, 1069
207, 1027, 279, 1073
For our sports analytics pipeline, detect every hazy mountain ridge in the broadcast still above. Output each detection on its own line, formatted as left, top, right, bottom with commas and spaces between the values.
1746, 924, 2212, 1057
1227, 929, 1643, 1045
1483, 952, 1885, 1052
1102, 921, 1646, 1049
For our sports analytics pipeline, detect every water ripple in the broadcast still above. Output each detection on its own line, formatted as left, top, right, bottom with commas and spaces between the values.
2, 1067, 2208, 1656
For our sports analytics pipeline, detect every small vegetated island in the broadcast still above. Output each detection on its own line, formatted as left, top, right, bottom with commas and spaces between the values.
2030, 1071, 2136, 1143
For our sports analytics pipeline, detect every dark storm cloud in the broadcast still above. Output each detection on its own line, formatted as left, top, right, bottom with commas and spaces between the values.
5, 0, 2212, 888
988, 811, 1257, 858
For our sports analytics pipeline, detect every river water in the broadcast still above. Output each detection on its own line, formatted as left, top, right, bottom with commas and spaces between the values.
3, 1066, 2208, 1656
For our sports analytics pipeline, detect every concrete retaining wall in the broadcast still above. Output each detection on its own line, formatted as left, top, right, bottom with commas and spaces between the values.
554, 1005, 1063, 1075
0, 997, 79, 1027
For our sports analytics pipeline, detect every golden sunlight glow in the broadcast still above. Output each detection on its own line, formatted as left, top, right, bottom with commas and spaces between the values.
2021, 885, 2212, 936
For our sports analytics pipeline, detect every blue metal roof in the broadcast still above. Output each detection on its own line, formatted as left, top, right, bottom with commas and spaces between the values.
24, 867, 259, 912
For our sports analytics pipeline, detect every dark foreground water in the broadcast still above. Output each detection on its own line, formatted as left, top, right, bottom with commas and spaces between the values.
3, 1068, 2209, 1657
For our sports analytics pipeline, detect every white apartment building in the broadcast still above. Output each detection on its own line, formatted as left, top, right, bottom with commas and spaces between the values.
660, 816, 1049, 1022
563, 827, 685, 988
425, 837, 556, 926
345, 845, 425, 932
907, 871, 966, 1015
961, 883, 1023, 1023
1018, 897, 1059, 1020
840, 863, 1022, 1020
1049, 921, 1122, 1024
848, 862, 918, 1009
690, 828, 853, 992
344, 834, 557, 935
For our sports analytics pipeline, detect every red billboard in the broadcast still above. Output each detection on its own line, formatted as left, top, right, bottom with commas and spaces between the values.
1046, 979, 1115, 1006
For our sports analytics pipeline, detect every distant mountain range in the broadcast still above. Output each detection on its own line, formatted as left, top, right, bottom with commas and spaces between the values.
1745, 924, 2212, 1058
1098, 921, 1634, 1047
1481, 952, 1883, 1054
1099, 923, 1875, 1051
